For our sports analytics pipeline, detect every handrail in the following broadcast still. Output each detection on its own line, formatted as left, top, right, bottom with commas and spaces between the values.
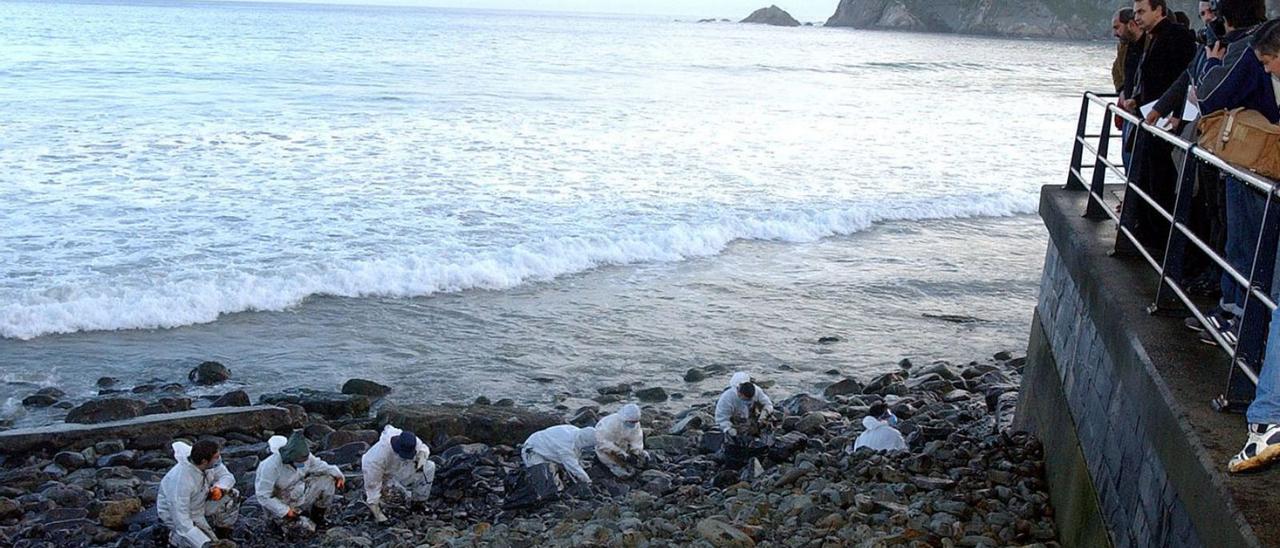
1068, 91, 1280, 413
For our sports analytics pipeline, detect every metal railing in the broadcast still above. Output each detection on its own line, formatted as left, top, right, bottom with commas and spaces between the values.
1067, 91, 1280, 412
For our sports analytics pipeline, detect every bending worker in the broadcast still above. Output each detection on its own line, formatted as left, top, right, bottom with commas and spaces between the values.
255, 432, 345, 534
715, 371, 774, 436
362, 425, 436, 523
521, 424, 597, 484
594, 403, 648, 479
852, 401, 908, 452
157, 440, 239, 548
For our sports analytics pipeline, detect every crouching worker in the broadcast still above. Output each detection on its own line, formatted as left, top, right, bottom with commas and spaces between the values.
594, 403, 649, 479
158, 440, 239, 548
715, 371, 775, 437
521, 425, 597, 485
852, 402, 907, 452
362, 425, 436, 523
255, 432, 345, 535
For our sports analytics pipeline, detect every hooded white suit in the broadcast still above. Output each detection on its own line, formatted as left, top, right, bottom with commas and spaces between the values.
361, 425, 436, 507
715, 371, 774, 434
157, 442, 239, 548
254, 435, 343, 523
852, 415, 908, 452
521, 425, 596, 484
594, 404, 646, 478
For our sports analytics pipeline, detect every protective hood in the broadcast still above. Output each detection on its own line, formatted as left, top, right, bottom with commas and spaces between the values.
172, 441, 193, 462
618, 404, 641, 424
862, 416, 887, 430
729, 371, 751, 389
268, 435, 288, 455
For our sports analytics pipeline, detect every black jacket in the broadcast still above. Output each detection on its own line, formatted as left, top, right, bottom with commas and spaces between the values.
1121, 36, 1146, 97
1134, 17, 1198, 106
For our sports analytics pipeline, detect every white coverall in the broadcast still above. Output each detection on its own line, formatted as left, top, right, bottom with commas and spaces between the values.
852, 415, 908, 452
521, 425, 596, 484
254, 436, 343, 525
594, 404, 646, 478
362, 425, 436, 507
715, 371, 775, 434
157, 442, 239, 548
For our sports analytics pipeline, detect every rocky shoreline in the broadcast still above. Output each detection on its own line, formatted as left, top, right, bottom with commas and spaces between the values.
0, 353, 1058, 547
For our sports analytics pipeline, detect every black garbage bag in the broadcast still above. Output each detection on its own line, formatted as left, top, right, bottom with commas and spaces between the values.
502, 463, 564, 510
720, 432, 774, 469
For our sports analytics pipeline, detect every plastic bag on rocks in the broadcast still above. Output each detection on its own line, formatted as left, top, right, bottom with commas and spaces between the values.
502, 463, 564, 510
720, 432, 774, 469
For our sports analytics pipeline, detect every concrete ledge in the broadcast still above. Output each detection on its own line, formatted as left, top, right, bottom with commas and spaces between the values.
1034, 184, 1273, 547
0, 405, 299, 454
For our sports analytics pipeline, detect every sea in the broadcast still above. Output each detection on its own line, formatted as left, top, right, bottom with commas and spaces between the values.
0, 0, 1113, 427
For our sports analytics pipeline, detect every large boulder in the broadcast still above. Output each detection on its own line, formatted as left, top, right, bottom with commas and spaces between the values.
23, 387, 66, 408
65, 399, 147, 425
823, 0, 1108, 39
211, 390, 250, 408
341, 379, 392, 399
741, 5, 801, 26
0, 406, 299, 455
822, 378, 864, 399
377, 404, 561, 447
259, 389, 371, 419
188, 361, 232, 386
98, 498, 142, 530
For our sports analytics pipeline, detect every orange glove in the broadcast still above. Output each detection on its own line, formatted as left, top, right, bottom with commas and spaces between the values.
335, 476, 345, 490
209, 486, 223, 501
285, 508, 299, 519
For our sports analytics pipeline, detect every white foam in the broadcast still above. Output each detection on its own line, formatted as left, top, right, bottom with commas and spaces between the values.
0, 191, 1037, 340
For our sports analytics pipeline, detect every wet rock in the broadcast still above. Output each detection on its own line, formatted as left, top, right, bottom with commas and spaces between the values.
96, 377, 120, 389
189, 361, 232, 386
260, 389, 371, 419
211, 390, 251, 408
942, 389, 971, 403
65, 398, 147, 425
696, 517, 756, 546
645, 435, 690, 453
43, 484, 93, 509
796, 412, 827, 435
597, 384, 632, 396
569, 406, 600, 428
635, 387, 668, 403
96, 450, 137, 468
684, 369, 708, 383
377, 404, 560, 447
95, 440, 126, 455
768, 431, 808, 462
323, 429, 378, 450
822, 378, 864, 399
817, 336, 841, 344
341, 379, 392, 398
317, 442, 369, 467
669, 413, 709, 435
23, 387, 66, 408
143, 397, 193, 416
779, 394, 827, 416
994, 351, 1013, 361
0, 497, 21, 521
917, 361, 960, 381
99, 498, 141, 530
494, 398, 515, 407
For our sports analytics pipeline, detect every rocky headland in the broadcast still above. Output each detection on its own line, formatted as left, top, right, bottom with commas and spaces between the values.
0, 353, 1058, 547
823, 0, 1207, 39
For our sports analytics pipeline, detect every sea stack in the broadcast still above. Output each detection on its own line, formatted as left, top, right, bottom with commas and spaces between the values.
740, 5, 801, 27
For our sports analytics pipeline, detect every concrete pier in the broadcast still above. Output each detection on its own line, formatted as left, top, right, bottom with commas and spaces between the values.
1016, 185, 1280, 547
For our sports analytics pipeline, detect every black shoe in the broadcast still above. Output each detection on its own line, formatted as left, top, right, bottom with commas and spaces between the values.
309, 506, 328, 528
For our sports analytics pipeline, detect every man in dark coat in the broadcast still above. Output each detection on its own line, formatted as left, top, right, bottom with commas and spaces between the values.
1124, 0, 1197, 250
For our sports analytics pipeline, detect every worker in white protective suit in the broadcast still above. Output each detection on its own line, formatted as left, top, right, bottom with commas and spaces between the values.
594, 404, 649, 479
715, 371, 775, 436
852, 402, 908, 452
362, 425, 436, 523
157, 439, 239, 548
254, 432, 345, 535
520, 425, 597, 484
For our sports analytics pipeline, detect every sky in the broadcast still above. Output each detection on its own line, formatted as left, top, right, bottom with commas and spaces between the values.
235, 0, 842, 21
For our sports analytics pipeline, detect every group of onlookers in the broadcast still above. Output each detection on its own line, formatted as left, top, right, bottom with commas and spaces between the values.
1111, 0, 1280, 474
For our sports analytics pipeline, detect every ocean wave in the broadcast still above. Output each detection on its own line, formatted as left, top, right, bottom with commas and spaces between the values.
0, 191, 1037, 340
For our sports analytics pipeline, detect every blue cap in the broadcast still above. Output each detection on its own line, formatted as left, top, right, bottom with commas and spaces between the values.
391, 431, 418, 459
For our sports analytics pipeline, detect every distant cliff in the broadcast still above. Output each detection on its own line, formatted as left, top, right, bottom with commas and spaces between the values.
824, 0, 1218, 39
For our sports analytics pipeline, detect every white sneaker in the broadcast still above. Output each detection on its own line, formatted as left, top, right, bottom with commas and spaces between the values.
1228, 423, 1280, 473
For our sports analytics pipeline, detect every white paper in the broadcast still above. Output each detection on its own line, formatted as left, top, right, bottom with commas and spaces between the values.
1139, 100, 1184, 131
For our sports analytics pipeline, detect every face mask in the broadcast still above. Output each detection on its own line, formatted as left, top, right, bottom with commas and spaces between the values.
624, 421, 639, 429
210, 457, 222, 468
887, 413, 899, 426
293, 461, 307, 471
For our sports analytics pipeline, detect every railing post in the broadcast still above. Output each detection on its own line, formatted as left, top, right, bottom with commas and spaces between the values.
1084, 107, 1115, 220
1066, 94, 1090, 191
1114, 124, 1147, 257
1220, 189, 1280, 412
1150, 143, 1200, 312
